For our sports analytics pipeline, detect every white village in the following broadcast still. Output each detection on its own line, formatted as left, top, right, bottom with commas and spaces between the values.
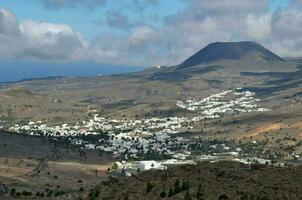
9, 89, 274, 175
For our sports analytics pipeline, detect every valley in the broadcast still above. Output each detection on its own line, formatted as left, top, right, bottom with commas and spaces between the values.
0, 41, 302, 199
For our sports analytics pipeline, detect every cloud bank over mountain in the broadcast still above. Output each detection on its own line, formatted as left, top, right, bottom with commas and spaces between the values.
0, 0, 302, 66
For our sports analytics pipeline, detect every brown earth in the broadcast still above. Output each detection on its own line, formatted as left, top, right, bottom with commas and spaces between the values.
55, 161, 302, 200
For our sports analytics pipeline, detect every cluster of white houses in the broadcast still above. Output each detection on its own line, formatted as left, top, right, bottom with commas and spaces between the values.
9, 90, 271, 162
176, 89, 270, 118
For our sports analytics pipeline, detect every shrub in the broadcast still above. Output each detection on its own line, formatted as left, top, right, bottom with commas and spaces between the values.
174, 179, 181, 193
160, 190, 167, 198
184, 190, 192, 200
10, 188, 16, 196
218, 194, 229, 200
196, 183, 204, 200
168, 186, 174, 197
146, 181, 153, 193
21, 190, 32, 196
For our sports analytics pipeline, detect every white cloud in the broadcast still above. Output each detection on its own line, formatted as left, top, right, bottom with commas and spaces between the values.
129, 25, 158, 47
1, 0, 302, 66
0, 8, 88, 61
0, 8, 22, 59
0, 8, 19, 35
269, 7, 302, 57
19, 20, 88, 60
245, 14, 272, 40
272, 8, 302, 39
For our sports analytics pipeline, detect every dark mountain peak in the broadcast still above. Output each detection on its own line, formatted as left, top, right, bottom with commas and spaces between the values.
179, 41, 285, 68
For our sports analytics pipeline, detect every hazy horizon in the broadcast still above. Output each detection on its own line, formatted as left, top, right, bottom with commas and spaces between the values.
0, 61, 143, 82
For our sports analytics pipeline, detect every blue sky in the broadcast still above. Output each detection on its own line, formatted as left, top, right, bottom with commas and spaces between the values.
0, 0, 187, 39
0, 0, 301, 81
269, 0, 291, 11
1, 0, 290, 40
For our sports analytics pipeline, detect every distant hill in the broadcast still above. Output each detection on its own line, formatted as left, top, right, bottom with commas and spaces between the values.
149, 41, 298, 82
179, 41, 285, 68
285, 57, 302, 64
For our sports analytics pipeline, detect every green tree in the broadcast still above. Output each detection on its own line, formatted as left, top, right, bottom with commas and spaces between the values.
94, 189, 100, 198
10, 188, 16, 196
46, 190, 53, 197
182, 180, 187, 191
182, 180, 189, 191
239, 193, 249, 200
218, 194, 229, 200
184, 190, 192, 200
196, 183, 204, 200
146, 181, 153, 193
21, 191, 32, 196
160, 190, 167, 198
168, 186, 174, 197
174, 179, 181, 193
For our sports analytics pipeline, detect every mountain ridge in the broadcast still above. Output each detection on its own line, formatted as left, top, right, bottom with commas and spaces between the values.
179, 41, 285, 68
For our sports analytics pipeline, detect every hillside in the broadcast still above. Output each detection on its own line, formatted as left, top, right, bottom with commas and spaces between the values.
56, 161, 302, 200
0, 41, 302, 199
0, 41, 301, 123
148, 42, 300, 97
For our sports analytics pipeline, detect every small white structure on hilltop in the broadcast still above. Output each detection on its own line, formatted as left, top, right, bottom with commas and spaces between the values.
113, 160, 167, 172
156, 65, 161, 69
133, 160, 167, 171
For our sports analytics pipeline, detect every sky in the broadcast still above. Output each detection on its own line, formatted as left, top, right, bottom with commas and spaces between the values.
0, 0, 301, 71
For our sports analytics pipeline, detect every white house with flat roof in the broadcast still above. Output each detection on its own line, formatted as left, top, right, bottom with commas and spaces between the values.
133, 160, 167, 171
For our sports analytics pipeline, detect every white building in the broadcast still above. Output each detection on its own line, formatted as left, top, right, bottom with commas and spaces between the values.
133, 160, 167, 171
